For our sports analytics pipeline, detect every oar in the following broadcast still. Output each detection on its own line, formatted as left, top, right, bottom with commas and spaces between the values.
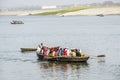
85, 54, 105, 57
97, 54, 105, 57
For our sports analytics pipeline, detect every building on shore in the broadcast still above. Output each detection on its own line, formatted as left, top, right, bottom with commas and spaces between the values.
41, 6, 57, 9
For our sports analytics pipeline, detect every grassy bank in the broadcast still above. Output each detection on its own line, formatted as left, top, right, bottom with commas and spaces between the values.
35, 7, 89, 16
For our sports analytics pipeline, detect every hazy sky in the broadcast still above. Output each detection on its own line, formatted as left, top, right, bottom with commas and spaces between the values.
0, 0, 120, 8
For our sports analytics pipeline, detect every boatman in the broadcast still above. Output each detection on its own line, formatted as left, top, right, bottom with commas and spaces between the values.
36, 43, 45, 55
40, 43, 44, 49
36, 45, 41, 55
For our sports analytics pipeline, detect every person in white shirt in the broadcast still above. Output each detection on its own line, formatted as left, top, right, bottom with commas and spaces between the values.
36, 45, 42, 55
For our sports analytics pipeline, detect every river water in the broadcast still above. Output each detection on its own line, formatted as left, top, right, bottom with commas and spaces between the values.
0, 16, 120, 80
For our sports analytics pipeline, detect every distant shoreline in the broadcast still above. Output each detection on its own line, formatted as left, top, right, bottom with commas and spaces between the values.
0, 6, 120, 16
0, 9, 59, 16
63, 6, 120, 16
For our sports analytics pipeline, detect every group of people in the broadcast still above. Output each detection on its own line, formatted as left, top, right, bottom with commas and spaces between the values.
36, 43, 84, 57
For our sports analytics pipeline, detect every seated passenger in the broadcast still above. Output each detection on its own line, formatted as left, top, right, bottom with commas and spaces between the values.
54, 47, 59, 56
79, 49, 85, 56
70, 49, 76, 57
75, 49, 81, 57
62, 48, 67, 56
46, 47, 50, 56
48, 48, 55, 57
42, 47, 48, 56
58, 48, 63, 56
66, 48, 70, 56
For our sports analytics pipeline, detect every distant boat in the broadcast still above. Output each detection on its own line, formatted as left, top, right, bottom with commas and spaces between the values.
10, 20, 24, 24
60, 14, 65, 17
21, 48, 37, 52
96, 14, 104, 17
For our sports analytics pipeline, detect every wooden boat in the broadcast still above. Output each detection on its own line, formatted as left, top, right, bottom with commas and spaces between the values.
11, 20, 24, 24
37, 54, 89, 62
21, 48, 37, 52
96, 14, 104, 17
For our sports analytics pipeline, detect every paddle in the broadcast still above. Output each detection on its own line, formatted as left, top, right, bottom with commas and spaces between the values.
85, 54, 106, 57
97, 54, 105, 57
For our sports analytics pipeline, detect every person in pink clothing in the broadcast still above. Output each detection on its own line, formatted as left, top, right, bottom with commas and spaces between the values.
63, 48, 67, 56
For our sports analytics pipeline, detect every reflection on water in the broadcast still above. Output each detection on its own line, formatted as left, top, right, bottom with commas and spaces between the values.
38, 61, 88, 70
90, 57, 106, 63
37, 61, 89, 80
97, 57, 106, 63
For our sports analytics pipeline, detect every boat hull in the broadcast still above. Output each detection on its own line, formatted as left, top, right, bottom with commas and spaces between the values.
37, 54, 89, 62
11, 20, 24, 24
47, 56, 89, 62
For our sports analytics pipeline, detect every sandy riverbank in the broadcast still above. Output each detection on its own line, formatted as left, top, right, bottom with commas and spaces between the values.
62, 6, 120, 16
0, 6, 120, 16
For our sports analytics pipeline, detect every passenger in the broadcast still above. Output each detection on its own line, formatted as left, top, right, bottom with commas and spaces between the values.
58, 48, 63, 56
79, 49, 84, 56
62, 48, 67, 56
54, 47, 59, 56
52, 50, 56, 56
75, 49, 81, 57
46, 47, 50, 56
48, 48, 53, 57
48, 48, 55, 57
70, 49, 76, 57
42, 47, 47, 56
66, 48, 70, 56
